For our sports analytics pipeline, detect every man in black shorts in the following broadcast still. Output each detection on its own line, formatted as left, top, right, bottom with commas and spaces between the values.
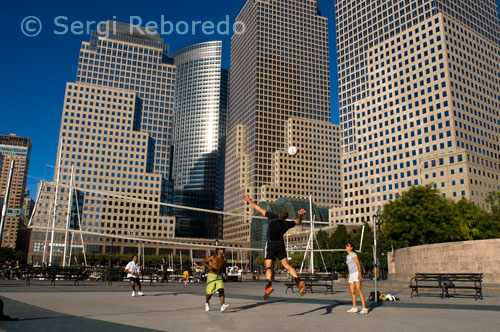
244, 194, 307, 299
125, 255, 143, 297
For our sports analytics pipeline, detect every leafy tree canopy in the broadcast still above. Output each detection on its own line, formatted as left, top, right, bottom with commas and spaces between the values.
380, 185, 500, 249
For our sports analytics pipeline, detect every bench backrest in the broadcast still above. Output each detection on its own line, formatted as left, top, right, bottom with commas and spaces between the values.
414, 273, 482, 283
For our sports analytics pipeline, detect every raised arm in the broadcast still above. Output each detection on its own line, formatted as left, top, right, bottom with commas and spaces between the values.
244, 194, 267, 216
295, 209, 307, 225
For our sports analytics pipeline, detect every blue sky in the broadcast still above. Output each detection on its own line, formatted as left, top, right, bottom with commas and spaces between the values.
0, 0, 336, 197
0, 0, 499, 198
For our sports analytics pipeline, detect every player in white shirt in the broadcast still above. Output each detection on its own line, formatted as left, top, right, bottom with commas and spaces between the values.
125, 255, 143, 297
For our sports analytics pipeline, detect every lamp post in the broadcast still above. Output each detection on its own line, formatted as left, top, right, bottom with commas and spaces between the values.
373, 212, 379, 302
108, 231, 115, 282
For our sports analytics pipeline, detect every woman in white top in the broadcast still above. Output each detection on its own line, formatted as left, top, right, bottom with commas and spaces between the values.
346, 242, 368, 314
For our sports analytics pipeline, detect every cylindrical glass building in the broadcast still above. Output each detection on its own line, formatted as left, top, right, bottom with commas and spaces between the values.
172, 41, 228, 238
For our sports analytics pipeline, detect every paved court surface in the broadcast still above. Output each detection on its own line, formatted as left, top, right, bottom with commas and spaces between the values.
1, 279, 499, 332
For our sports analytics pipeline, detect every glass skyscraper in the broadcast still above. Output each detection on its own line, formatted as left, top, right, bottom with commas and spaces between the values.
172, 41, 228, 238
224, 0, 339, 242
335, 0, 500, 224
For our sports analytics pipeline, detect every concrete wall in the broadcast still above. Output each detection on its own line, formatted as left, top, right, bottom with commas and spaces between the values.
387, 239, 500, 284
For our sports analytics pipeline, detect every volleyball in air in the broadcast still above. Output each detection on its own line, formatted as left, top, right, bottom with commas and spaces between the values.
287, 146, 297, 156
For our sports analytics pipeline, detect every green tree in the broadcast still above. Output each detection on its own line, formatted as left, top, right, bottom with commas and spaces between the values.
349, 223, 374, 273
454, 198, 499, 240
486, 191, 500, 224
485, 192, 500, 238
379, 184, 468, 248
313, 230, 330, 272
0, 247, 14, 263
254, 255, 265, 269
328, 225, 350, 273
0, 248, 27, 264
288, 253, 304, 268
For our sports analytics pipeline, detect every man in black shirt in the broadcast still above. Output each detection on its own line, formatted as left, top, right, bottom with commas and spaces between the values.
244, 194, 307, 299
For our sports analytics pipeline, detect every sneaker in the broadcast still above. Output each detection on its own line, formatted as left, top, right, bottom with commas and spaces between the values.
220, 304, 229, 312
138, 291, 144, 296
131, 291, 136, 297
205, 303, 210, 312
347, 307, 359, 313
263, 285, 274, 300
359, 308, 369, 315
298, 281, 306, 296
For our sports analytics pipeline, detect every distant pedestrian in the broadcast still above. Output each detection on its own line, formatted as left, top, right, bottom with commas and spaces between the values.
2, 261, 11, 280
182, 267, 189, 285
13, 260, 21, 280
79, 262, 88, 280
346, 242, 368, 314
125, 255, 143, 297
160, 257, 169, 283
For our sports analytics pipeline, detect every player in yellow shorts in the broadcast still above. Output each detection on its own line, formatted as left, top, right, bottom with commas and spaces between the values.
201, 247, 229, 312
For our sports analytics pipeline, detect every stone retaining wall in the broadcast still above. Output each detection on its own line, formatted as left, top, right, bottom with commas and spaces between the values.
387, 239, 500, 283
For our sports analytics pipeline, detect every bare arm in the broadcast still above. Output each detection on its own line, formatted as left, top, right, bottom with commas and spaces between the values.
201, 256, 212, 270
353, 256, 363, 281
295, 209, 307, 225
202, 256, 217, 273
244, 194, 267, 216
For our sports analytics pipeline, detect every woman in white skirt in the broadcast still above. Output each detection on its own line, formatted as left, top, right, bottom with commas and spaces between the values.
346, 242, 368, 314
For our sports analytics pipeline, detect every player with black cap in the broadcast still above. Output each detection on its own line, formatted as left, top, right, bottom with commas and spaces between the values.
244, 194, 307, 299
202, 246, 229, 312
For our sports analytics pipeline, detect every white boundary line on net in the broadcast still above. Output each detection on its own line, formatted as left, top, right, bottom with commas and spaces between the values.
28, 225, 256, 250
30, 181, 351, 254
41, 181, 331, 225
27, 225, 349, 253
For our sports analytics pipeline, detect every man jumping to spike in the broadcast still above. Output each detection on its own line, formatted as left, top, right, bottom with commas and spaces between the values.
244, 194, 307, 299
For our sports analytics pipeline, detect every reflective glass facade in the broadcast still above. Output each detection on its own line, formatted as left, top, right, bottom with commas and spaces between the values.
172, 41, 228, 238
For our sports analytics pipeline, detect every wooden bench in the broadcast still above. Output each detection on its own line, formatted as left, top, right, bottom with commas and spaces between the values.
22, 266, 81, 286
410, 273, 483, 300
442, 274, 483, 300
48, 267, 82, 286
107, 268, 127, 286
22, 266, 44, 286
141, 269, 159, 286
285, 273, 337, 295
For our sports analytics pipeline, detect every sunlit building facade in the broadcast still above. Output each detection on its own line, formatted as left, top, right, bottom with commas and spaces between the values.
335, 0, 500, 223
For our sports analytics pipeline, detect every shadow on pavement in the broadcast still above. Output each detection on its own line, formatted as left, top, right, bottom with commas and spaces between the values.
230, 299, 285, 312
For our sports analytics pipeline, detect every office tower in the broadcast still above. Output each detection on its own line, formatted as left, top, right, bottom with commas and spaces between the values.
0, 134, 31, 249
172, 41, 228, 238
249, 117, 341, 248
335, 0, 500, 224
224, 0, 336, 242
77, 21, 176, 205
28, 22, 177, 263
23, 190, 35, 219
